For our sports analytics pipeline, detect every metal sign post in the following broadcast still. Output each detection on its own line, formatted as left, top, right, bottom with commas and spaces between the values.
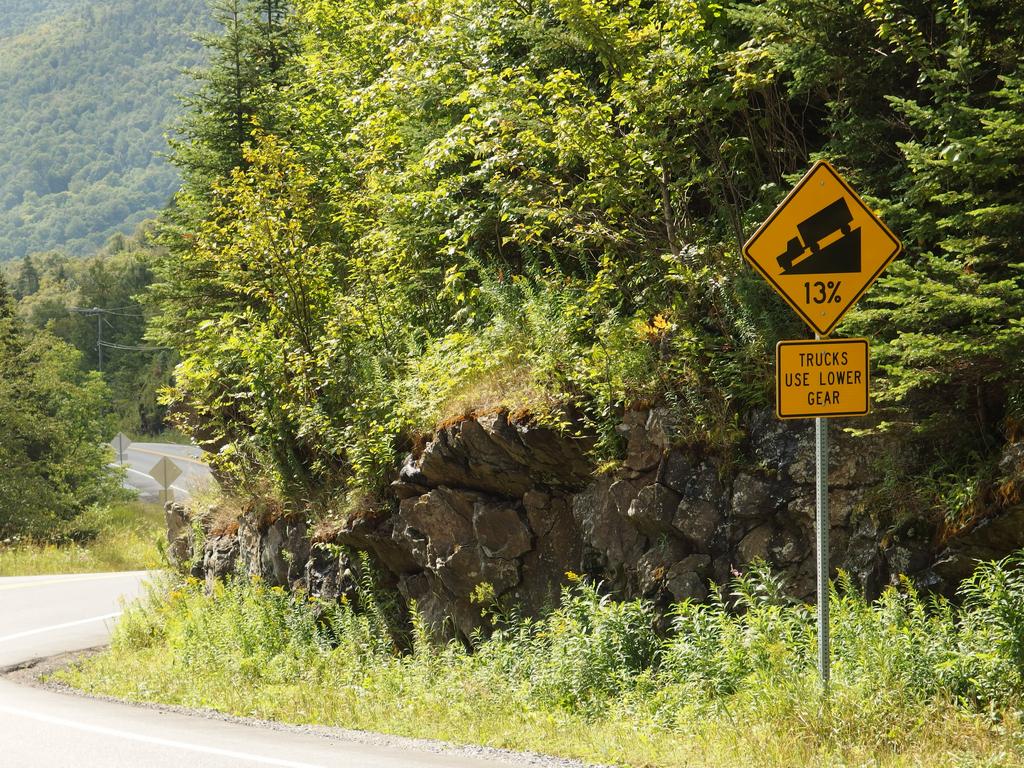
815, 394, 830, 689
110, 432, 132, 465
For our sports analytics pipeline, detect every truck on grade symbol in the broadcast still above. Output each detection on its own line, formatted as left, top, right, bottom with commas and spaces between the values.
776, 198, 860, 275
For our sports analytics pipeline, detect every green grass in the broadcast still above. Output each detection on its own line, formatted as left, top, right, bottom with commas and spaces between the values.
57, 559, 1024, 767
0, 501, 163, 576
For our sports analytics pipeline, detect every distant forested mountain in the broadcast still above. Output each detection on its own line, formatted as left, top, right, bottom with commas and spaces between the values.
0, 0, 208, 259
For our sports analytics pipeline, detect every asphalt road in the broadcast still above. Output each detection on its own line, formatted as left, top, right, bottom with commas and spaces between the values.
115, 441, 215, 502
0, 573, 529, 767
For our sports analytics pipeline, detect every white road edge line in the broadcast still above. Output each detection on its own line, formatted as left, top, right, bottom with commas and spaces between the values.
0, 612, 122, 644
0, 573, 145, 592
122, 467, 155, 479
0, 705, 328, 768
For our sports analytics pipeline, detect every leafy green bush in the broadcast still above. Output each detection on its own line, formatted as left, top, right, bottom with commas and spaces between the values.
0, 501, 163, 576
0, 281, 124, 540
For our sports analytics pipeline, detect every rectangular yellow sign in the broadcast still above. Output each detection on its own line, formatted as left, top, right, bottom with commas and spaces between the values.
776, 338, 869, 419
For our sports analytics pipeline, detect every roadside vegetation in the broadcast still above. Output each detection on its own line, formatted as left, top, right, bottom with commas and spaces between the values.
6, 228, 175, 437
61, 558, 1024, 767
145, 0, 1023, 537
0, 245, 175, 575
0, 502, 163, 577
0, 275, 125, 542
5, 1, 1024, 762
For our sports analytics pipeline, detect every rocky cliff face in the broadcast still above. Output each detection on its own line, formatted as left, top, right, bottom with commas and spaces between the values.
168, 408, 1024, 641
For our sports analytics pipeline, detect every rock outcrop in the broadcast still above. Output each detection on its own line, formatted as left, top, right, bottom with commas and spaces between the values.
174, 408, 1024, 641
164, 502, 192, 567
380, 411, 591, 638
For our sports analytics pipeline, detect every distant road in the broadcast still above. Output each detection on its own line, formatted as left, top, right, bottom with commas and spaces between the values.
116, 442, 215, 503
0, 573, 530, 767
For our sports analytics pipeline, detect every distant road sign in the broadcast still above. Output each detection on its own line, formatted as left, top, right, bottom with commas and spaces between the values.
110, 432, 132, 465
743, 160, 902, 336
148, 455, 182, 495
777, 338, 869, 419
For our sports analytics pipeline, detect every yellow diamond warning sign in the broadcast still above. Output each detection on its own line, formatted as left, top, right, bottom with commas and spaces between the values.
743, 161, 902, 336
777, 338, 869, 419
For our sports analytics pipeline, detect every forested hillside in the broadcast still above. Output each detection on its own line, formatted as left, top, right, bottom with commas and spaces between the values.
152, 0, 1023, 532
0, 0, 207, 259
8, 231, 172, 436
1, 0, 77, 39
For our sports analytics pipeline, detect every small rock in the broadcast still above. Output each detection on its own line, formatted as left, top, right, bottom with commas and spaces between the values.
473, 501, 532, 559
737, 523, 774, 563
658, 451, 694, 495
731, 473, 772, 518
164, 502, 192, 568
571, 476, 647, 587
627, 483, 681, 536
621, 410, 663, 472
673, 499, 720, 550
666, 558, 709, 602
636, 539, 689, 596
203, 534, 238, 592
645, 408, 676, 451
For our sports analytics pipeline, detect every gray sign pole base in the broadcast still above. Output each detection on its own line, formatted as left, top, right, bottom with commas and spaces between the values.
815, 413, 830, 693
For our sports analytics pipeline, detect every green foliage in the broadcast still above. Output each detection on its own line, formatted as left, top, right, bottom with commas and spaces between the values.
0, 501, 164, 576
0, 303, 122, 540
11, 229, 174, 435
0, 0, 208, 259
150, 0, 1024, 520
63, 558, 1024, 766
154, 137, 364, 492
166, 0, 297, 208
845, 1, 1024, 448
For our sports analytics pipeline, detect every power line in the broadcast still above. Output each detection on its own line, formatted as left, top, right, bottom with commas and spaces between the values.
70, 307, 107, 371
99, 341, 171, 352
69, 305, 141, 313
69, 306, 164, 370
68, 306, 147, 318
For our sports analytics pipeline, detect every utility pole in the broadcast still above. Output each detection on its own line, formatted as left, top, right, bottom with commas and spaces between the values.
96, 309, 104, 372
69, 306, 167, 374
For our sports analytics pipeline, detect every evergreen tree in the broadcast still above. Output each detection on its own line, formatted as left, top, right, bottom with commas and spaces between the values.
846, 3, 1024, 445
14, 255, 39, 300
167, 0, 297, 202
158, 0, 300, 341
0, 274, 15, 336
